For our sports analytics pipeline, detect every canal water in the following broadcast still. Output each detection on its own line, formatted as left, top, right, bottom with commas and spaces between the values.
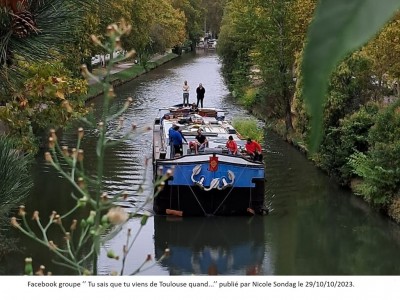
4, 51, 400, 275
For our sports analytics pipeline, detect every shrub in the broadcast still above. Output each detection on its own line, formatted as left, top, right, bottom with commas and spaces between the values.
232, 118, 264, 142
238, 87, 258, 108
317, 102, 378, 184
349, 100, 400, 206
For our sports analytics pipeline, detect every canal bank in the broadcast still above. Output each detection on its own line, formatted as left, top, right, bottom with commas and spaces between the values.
0, 53, 179, 136
87, 53, 179, 99
245, 97, 400, 224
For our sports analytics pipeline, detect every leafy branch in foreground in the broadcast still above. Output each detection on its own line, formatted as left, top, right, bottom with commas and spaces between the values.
301, 0, 400, 152
10, 19, 171, 275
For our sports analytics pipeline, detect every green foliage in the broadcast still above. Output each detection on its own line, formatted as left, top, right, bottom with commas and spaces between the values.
317, 102, 378, 184
238, 87, 258, 108
0, 60, 88, 153
171, 0, 205, 48
0, 136, 33, 217
302, 0, 400, 152
232, 118, 264, 142
217, 0, 255, 95
362, 12, 400, 99
0, 0, 93, 92
253, 0, 296, 130
11, 23, 169, 276
294, 50, 381, 147
324, 53, 374, 128
0, 134, 32, 263
218, 0, 299, 130
349, 100, 400, 206
201, 0, 226, 36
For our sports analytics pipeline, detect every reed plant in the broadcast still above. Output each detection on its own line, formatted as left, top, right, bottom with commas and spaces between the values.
10, 20, 170, 275
232, 118, 264, 143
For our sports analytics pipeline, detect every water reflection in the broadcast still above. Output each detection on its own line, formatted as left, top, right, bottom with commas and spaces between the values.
264, 131, 400, 275
154, 216, 268, 275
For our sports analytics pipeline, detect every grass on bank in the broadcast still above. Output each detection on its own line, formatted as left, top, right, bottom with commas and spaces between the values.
232, 118, 264, 142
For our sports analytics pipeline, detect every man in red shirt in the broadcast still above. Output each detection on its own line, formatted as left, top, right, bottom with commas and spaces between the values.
226, 135, 238, 155
245, 138, 263, 162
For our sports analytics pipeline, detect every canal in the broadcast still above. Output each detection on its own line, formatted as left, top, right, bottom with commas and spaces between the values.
4, 51, 400, 275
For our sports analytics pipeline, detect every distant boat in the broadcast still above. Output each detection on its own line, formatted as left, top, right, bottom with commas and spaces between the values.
152, 104, 266, 216
196, 39, 217, 50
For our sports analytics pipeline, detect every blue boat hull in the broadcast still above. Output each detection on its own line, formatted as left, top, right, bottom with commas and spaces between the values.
153, 180, 265, 216
153, 156, 265, 216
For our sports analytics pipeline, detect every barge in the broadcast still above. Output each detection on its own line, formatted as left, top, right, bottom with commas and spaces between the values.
152, 104, 266, 216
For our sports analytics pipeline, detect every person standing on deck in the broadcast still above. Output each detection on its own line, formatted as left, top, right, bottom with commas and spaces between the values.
182, 80, 190, 106
196, 83, 205, 108
169, 124, 187, 157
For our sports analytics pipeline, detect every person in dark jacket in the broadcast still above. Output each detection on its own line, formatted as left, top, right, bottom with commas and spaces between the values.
196, 83, 205, 108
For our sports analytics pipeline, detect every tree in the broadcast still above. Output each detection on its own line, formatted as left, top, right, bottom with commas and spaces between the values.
150, 0, 186, 53
253, 0, 297, 132
362, 12, 400, 99
0, 135, 33, 264
201, 0, 226, 37
0, 0, 92, 96
301, 0, 400, 151
172, 0, 204, 50
349, 100, 400, 206
0, 60, 88, 152
218, 0, 256, 94
289, 0, 317, 54
0, 135, 32, 218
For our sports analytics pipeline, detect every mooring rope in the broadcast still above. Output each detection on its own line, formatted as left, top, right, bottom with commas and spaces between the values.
212, 162, 250, 215
177, 164, 208, 216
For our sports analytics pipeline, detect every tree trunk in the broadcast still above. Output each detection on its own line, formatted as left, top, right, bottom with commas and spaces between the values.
280, 63, 294, 132
284, 90, 294, 132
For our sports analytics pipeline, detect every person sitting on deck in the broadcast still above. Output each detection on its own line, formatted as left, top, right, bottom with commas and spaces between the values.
190, 102, 199, 113
245, 138, 263, 162
226, 135, 238, 155
190, 129, 208, 154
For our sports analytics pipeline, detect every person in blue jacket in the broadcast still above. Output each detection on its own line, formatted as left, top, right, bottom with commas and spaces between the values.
169, 123, 187, 157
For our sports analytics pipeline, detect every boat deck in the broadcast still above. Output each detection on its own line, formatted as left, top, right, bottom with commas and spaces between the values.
153, 106, 253, 161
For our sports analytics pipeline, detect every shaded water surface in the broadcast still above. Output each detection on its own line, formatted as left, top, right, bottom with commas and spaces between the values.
3, 51, 400, 275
